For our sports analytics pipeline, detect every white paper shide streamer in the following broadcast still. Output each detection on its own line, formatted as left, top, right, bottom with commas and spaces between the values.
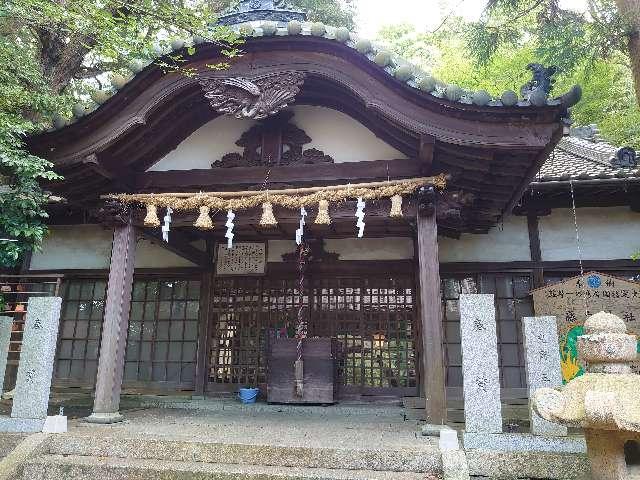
225, 210, 236, 249
162, 207, 173, 242
355, 197, 366, 238
295, 207, 308, 245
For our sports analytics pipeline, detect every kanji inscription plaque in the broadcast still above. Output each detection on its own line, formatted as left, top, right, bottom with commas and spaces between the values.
216, 242, 266, 275
531, 271, 640, 381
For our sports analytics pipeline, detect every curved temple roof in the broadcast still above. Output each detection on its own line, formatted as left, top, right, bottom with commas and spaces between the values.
28, 10, 582, 234
44, 15, 581, 131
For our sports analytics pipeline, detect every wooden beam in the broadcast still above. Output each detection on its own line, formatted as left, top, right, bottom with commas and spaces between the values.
134, 159, 420, 191
139, 228, 208, 267
416, 189, 447, 424
83, 154, 133, 191
86, 221, 136, 423
527, 214, 544, 288
194, 240, 214, 397
419, 135, 435, 174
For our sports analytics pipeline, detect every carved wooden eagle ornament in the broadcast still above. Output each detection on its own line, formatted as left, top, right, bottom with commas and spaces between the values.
200, 72, 306, 120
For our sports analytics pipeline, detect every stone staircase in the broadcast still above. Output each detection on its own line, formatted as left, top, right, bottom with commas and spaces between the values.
21, 433, 442, 479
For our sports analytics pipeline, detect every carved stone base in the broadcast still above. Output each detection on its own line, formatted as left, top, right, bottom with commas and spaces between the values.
84, 412, 125, 424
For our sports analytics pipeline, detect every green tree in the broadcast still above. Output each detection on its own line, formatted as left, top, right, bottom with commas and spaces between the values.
377, 21, 640, 149
214, 0, 356, 29
468, 0, 640, 105
0, 0, 356, 268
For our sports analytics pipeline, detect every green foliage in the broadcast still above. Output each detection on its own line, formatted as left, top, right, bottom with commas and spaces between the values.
554, 55, 640, 149
216, 0, 356, 29
377, 20, 640, 150
0, 34, 66, 266
475, 0, 627, 69
0, 0, 355, 269
293, 0, 356, 29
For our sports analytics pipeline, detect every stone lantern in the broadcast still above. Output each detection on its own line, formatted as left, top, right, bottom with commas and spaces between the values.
532, 311, 640, 480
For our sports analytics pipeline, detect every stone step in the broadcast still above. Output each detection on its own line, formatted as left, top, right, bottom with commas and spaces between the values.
48, 434, 441, 474
23, 455, 438, 480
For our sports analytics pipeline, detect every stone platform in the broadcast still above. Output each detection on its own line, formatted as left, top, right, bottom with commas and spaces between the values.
18, 404, 443, 480
0, 401, 598, 480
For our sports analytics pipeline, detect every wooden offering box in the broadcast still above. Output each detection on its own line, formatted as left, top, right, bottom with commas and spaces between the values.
267, 337, 337, 404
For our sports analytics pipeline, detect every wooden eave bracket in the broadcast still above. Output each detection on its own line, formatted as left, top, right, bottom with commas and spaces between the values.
82, 154, 134, 192
418, 134, 436, 174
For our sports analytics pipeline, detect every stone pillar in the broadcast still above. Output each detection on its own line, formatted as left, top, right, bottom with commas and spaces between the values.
0, 317, 12, 393
7, 297, 62, 432
86, 222, 136, 424
584, 429, 628, 480
522, 316, 567, 436
417, 209, 447, 424
459, 294, 502, 433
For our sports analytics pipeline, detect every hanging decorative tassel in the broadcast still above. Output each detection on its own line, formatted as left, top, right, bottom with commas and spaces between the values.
194, 206, 214, 230
389, 194, 403, 218
295, 207, 307, 245
162, 207, 173, 242
225, 210, 235, 249
144, 204, 160, 227
259, 202, 277, 227
355, 197, 366, 238
314, 200, 331, 225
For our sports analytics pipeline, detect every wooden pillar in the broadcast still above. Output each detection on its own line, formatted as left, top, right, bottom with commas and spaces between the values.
86, 221, 136, 424
194, 241, 214, 397
527, 214, 544, 288
417, 191, 447, 424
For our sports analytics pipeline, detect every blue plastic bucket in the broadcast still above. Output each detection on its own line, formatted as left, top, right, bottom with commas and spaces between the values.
238, 387, 259, 404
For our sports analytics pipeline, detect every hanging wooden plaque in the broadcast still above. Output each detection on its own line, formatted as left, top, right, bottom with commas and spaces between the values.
216, 242, 267, 276
531, 271, 640, 381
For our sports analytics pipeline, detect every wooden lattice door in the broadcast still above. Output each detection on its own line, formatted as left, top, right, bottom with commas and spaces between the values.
207, 271, 418, 398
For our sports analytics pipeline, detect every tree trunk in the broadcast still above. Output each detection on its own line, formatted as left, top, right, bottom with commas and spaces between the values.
615, 0, 640, 105
38, 30, 94, 94
628, 31, 640, 106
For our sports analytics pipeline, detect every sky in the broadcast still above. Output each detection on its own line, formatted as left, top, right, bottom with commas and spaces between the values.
354, 0, 590, 37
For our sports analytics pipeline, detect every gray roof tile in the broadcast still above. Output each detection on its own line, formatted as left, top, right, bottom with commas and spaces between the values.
535, 136, 640, 183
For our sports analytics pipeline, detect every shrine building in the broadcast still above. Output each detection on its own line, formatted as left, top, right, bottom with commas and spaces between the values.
12, 0, 640, 424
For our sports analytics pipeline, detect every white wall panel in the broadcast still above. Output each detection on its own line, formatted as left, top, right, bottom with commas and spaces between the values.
438, 215, 531, 263
29, 226, 197, 270
267, 237, 414, 262
539, 207, 640, 261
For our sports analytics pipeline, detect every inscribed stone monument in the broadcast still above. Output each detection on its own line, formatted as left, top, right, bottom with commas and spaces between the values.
522, 316, 567, 436
10, 297, 62, 424
459, 294, 502, 433
0, 316, 12, 392
531, 271, 640, 381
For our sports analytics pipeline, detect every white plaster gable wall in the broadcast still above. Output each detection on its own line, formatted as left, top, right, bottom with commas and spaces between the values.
539, 207, 640, 261
149, 116, 256, 171
29, 225, 197, 270
267, 237, 414, 262
438, 215, 531, 263
147, 106, 407, 171
288, 106, 407, 162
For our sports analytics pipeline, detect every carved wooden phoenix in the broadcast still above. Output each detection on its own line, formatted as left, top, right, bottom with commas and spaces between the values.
200, 72, 306, 120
